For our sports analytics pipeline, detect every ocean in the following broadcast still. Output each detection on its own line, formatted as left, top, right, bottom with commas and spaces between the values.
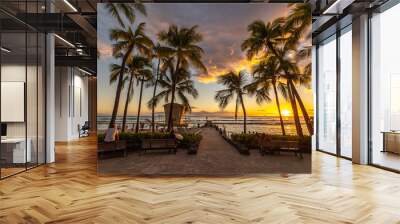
97, 115, 312, 136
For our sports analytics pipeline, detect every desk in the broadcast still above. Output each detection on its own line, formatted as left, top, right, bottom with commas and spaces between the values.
382, 131, 400, 154
1, 138, 31, 163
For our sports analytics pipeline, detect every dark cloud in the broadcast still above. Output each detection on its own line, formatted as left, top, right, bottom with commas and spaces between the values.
136, 4, 290, 82
99, 3, 292, 82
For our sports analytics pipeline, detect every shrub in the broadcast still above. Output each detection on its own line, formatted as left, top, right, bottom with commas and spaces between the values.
178, 133, 202, 148
231, 133, 312, 152
98, 133, 105, 143
120, 132, 173, 142
97, 132, 202, 149
230, 133, 259, 148
98, 132, 173, 143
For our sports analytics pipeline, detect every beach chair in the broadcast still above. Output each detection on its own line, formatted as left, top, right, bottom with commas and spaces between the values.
98, 140, 127, 159
260, 139, 302, 158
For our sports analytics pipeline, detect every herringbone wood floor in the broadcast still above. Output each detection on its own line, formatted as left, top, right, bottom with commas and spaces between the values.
1, 136, 400, 224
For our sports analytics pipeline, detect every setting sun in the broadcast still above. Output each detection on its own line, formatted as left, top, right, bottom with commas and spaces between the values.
281, 109, 291, 117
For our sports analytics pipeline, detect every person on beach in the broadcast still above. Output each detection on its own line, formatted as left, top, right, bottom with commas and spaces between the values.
104, 124, 120, 142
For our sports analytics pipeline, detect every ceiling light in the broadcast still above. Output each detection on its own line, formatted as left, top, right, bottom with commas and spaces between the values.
54, 34, 75, 48
63, 0, 78, 12
76, 48, 85, 55
323, 0, 355, 15
1, 47, 11, 53
78, 67, 93, 76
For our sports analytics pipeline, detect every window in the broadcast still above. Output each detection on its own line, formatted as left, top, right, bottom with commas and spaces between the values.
370, 3, 400, 171
317, 35, 337, 154
316, 25, 353, 158
339, 27, 352, 158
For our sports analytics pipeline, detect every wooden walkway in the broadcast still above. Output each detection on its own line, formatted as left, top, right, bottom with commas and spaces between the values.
98, 127, 310, 175
0, 136, 400, 223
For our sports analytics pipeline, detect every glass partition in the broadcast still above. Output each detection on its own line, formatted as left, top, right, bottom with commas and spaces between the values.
0, 1, 46, 179
1, 31, 28, 177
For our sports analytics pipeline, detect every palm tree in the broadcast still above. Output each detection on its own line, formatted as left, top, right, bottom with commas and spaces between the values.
247, 56, 287, 135
109, 62, 131, 132
285, 3, 312, 44
285, 3, 313, 135
105, 2, 146, 28
134, 58, 153, 133
281, 56, 313, 135
241, 3, 313, 136
149, 64, 199, 118
149, 44, 174, 132
112, 56, 152, 132
108, 23, 154, 128
215, 71, 248, 133
234, 97, 240, 121
241, 18, 304, 136
241, 19, 284, 60
158, 25, 207, 131
241, 16, 315, 136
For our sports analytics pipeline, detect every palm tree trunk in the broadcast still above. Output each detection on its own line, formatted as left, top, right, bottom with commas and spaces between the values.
239, 94, 247, 134
167, 57, 181, 132
135, 78, 145, 133
273, 82, 286, 135
167, 81, 177, 131
109, 66, 125, 129
109, 46, 133, 128
122, 73, 134, 132
235, 96, 239, 121
289, 80, 313, 135
287, 80, 303, 137
151, 59, 161, 133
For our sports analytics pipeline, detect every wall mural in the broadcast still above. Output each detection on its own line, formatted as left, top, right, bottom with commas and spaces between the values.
97, 3, 313, 175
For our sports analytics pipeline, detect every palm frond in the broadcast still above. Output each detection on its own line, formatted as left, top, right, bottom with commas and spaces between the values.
215, 89, 234, 109
105, 3, 146, 28
255, 86, 272, 104
148, 90, 170, 108
177, 91, 192, 112
278, 82, 288, 101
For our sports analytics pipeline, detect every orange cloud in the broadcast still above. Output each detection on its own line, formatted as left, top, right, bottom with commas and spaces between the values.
197, 56, 262, 83
98, 40, 113, 58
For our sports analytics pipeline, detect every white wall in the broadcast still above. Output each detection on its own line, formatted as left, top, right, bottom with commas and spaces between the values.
55, 66, 69, 141
1, 65, 27, 138
72, 73, 89, 138
1, 63, 46, 164
54, 67, 89, 141
1, 65, 41, 137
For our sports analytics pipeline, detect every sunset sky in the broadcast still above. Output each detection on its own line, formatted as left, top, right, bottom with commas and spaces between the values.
97, 3, 313, 117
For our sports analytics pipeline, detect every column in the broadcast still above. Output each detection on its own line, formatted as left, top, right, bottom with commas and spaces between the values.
352, 14, 369, 164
